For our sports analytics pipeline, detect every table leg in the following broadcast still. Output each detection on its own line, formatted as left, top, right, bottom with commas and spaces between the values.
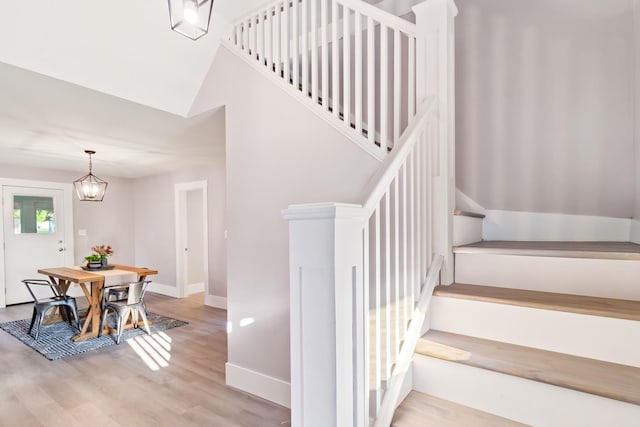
71, 279, 105, 342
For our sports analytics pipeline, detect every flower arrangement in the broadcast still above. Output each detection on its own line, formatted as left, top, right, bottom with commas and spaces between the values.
85, 244, 114, 263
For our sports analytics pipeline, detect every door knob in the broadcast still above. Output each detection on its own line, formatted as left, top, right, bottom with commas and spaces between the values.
58, 248, 65, 252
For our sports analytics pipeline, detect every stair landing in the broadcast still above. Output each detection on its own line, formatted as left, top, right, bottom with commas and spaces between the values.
454, 241, 640, 260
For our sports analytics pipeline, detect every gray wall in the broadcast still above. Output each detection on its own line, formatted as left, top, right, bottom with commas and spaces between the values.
132, 156, 227, 298
192, 46, 381, 384
456, 0, 636, 218
0, 162, 135, 265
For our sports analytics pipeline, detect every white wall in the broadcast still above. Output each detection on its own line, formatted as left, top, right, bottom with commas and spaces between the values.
0, 162, 135, 265
132, 157, 227, 299
191, 46, 381, 398
456, 0, 636, 218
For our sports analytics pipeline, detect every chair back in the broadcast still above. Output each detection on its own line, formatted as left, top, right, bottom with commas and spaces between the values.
126, 280, 150, 305
22, 279, 63, 303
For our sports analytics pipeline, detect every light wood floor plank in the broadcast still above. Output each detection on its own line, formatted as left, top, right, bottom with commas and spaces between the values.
434, 283, 640, 320
392, 390, 528, 426
0, 293, 291, 427
417, 330, 640, 405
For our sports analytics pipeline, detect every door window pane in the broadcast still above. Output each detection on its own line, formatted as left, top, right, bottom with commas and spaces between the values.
13, 196, 56, 234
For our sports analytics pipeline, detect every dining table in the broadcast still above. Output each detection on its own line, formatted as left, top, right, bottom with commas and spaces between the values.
37, 264, 158, 342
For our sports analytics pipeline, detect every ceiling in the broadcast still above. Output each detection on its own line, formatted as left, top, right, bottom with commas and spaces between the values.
0, 0, 273, 179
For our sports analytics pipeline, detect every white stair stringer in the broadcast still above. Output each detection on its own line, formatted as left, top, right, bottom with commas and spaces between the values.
412, 354, 640, 427
455, 252, 640, 300
429, 296, 640, 367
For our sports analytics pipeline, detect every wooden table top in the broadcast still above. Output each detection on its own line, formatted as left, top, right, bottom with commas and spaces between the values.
37, 265, 158, 283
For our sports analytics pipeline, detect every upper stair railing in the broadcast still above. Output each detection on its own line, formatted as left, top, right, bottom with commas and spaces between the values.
228, 0, 419, 159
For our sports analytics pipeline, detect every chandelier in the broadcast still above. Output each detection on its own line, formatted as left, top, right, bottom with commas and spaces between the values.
168, 0, 214, 40
73, 150, 108, 202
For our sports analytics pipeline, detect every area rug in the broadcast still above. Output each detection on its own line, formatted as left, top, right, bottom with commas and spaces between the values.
0, 311, 188, 361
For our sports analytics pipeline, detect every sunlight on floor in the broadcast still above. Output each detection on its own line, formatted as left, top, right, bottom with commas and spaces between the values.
126, 332, 173, 371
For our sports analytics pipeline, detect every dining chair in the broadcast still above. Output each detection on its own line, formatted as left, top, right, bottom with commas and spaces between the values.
22, 279, 81, 340
98, 280, 151, 344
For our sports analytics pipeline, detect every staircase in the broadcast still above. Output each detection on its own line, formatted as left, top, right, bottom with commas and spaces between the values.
395, 240, 640, 426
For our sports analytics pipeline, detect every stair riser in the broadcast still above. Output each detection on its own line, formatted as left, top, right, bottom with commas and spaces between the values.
429, 296, 640, 367
413, 355, 640, 427
455, 253, 640, 300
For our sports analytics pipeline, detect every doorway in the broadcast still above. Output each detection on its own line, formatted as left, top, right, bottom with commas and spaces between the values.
175, 181, 209, 298
0, 180, 74, 307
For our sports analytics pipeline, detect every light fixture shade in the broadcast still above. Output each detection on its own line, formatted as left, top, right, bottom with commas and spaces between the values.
168, 0, 214, 40
74, 150, 108, 202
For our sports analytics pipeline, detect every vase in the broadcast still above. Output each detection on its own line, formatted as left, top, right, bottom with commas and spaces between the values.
101, 257, 108, 267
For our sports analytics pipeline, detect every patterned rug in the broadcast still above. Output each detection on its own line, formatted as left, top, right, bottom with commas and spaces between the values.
0, 311, 188, 361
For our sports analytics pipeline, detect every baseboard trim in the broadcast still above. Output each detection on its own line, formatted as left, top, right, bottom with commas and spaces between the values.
146, 282, 181, 298
187, 282, 205, 295
225, 362, 291, 408
205, 294, 227, 309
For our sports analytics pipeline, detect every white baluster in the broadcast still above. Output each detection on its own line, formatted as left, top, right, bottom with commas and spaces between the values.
380, 23, 388, 152
331, 0, 339, 118
367, 17, 375, 145
343, 6, 351, 128
393, 29, 401, 145
355, 11, 363, 136
311, 0, 318, 103
321, 0, 329, 110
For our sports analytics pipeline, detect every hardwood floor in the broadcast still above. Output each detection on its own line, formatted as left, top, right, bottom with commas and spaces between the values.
0, 293, 291, 427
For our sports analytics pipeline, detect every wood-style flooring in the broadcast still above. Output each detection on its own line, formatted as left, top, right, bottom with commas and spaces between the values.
392, 391, 527, 427
416, 330, 640, 406
434, 283, 640, 321
0, 293, 291, 427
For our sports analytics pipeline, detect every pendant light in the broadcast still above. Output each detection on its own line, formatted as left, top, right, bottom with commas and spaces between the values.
168, 0, 214, 40
73, 150, 108, 202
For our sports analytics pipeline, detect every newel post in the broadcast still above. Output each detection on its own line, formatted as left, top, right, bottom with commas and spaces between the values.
413, 0, 458, 285
282, 203, 368, 427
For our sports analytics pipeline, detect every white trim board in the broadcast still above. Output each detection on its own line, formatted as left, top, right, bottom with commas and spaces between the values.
146, 282, 181, 298
187, 282, 205, 295
483, 210, 631, 242
225, 362, 291, 408
631, 220, 640, 244
204, 294, 227, 309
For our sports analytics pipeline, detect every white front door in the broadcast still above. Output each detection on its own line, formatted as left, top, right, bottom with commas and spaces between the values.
3, 185, 69, 304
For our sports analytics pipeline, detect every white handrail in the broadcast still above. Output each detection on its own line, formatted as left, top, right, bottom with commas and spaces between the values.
363, 98, 436, 211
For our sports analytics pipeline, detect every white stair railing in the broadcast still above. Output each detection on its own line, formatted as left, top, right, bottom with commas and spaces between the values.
283, 97, 439, 427
280, 0, 456, 425
229, 0, 418, 157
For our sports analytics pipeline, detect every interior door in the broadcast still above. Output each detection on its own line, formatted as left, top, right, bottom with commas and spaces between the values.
3, 186, 68, 304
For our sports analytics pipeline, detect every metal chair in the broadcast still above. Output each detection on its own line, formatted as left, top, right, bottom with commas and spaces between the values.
98, 280, 151, 344
22, 279, 81, 340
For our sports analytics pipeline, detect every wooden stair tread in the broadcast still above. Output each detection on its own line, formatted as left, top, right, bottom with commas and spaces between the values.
392, 390, 528, 427
454, 241, 640, 260
416, 330, 640, 405
453, 209, 486, 219
434, 284, 640, 321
